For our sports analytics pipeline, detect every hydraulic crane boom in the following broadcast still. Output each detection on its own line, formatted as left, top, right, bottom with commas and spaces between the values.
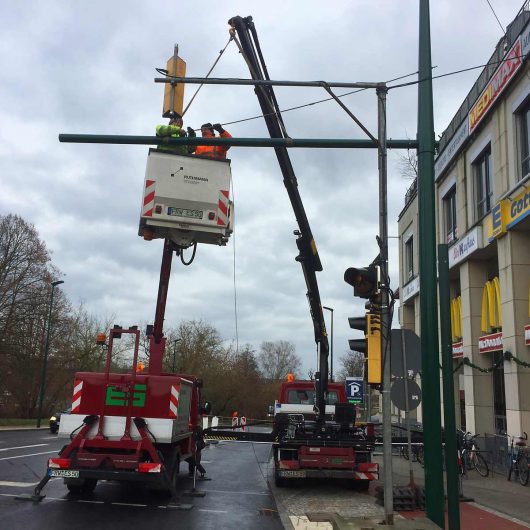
228, 15, 330, 420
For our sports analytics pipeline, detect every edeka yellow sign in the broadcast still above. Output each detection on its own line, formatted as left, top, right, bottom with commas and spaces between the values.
487, 199, 509, 241
487, 188, 530, 242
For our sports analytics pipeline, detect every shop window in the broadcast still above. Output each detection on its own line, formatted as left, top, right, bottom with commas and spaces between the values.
404, 236, 414, 281
473, 146, 492, 220
520, 101, 530, 180
443, 186, 457, 244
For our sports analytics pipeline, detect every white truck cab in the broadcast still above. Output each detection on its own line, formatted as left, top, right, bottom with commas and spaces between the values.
139, 149, 234, 247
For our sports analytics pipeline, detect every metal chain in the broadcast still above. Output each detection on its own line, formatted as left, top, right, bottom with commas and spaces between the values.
505, 351, 530, 368
452, 352, 530, 373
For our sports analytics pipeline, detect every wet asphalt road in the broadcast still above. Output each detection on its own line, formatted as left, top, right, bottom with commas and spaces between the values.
0, 429, 282, 530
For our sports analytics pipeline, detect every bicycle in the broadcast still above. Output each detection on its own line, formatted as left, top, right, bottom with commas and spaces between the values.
507, 432, 529, 486
457, 429, 489, 477
400, 443, 424, 466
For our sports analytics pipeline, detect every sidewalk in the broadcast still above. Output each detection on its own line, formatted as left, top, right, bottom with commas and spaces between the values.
382, 453, 530, 529
270, 454, 530, 529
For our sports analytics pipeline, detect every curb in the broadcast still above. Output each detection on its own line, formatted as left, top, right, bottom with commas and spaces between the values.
0, 426, 49, 432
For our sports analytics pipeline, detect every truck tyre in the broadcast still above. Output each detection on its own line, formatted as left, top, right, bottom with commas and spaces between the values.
355, 479, 370, 491
274, 471, 287, 488
66, 478, 97, 494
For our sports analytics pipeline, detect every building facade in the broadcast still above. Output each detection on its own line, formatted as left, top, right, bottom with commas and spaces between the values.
398, 6, 530, 437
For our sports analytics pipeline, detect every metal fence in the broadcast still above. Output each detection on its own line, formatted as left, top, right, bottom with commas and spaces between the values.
479, 433, 510, 476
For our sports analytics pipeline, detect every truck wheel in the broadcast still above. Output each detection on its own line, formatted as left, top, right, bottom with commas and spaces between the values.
66, 479, 97, 494
274, 471, 287, 488
355, 479, 370, 491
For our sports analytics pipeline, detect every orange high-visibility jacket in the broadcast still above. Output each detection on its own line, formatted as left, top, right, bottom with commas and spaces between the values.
195, 130, 232, 160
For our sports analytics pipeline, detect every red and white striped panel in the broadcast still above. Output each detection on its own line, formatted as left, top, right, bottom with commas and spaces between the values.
169, 384, 180, 418
217, 190, 229, 226
355, 462, 379, 480
142, 180, 156, 217
71, 380, 83, 413
354, 471, 378, 480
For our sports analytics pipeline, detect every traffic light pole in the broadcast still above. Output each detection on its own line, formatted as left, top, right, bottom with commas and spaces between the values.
418, 1, 445, 526
377, 85, 393, 525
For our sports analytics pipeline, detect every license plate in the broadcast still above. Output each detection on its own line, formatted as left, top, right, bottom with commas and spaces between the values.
279, 470, 306, 478
49, 469, 80, 478
167, 207, 203, 220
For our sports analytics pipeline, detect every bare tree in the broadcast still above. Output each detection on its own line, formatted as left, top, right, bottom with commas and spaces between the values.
398, 149, 418, 180
257, 340, 302, 380
336, 350, 365, 381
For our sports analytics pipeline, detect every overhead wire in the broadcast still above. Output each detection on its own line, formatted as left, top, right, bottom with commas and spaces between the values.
485, 0, 506, 35
157, 38, 526, 129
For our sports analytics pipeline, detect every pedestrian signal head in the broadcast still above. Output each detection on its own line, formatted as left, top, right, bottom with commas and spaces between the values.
96, 332, 106, 345
287, 373, 295, 382
136, 361, 145, 373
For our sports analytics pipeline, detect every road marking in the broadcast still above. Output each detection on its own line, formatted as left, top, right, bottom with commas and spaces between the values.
112, 502, 147, 507
0, 450, 57, 461
201, 488, 270, 496
77, 500, 105, 504
0, 444, 48, 452
0, 493, 67, 502
198, 509, 229, 514
0, 481, 38, 487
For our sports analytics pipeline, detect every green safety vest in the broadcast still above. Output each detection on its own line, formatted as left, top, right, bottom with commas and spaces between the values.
155, 124, 187, 155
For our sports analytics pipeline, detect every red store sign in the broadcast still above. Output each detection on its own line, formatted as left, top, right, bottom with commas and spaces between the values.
478, 332, 503, 353
452, 341, 464, 359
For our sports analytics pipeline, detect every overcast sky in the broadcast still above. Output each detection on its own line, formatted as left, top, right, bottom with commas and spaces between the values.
0, 0, 523, 377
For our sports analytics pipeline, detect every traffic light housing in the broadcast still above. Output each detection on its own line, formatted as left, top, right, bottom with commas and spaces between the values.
348, 312, 382, 384
344, 264, 379, 299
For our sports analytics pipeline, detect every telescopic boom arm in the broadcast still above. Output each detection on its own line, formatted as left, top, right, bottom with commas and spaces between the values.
228, 15, 330, 419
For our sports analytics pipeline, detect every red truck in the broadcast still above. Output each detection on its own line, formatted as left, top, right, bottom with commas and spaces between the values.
30, 324, 209, 501
271, 377, 378, 488
29, 239, 211, 502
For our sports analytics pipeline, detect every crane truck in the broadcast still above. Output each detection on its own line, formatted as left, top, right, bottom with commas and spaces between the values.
204, 15, 378, 488
28, 151, 233, 502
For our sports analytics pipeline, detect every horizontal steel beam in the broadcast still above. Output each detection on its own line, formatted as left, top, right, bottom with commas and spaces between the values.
59, 134, 419, 149
154, 77, 385, 89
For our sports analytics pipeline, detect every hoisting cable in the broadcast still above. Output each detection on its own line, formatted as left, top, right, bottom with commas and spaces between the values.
230, 174, 240, 354
155, 35, 233, 117
180, 242, 197, 266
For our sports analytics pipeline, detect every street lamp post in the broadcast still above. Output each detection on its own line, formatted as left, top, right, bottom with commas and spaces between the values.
36, 280, 64, 428
323, 306, 334, 381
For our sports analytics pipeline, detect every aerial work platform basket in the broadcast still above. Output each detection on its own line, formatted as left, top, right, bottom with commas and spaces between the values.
139, 150, 233, 247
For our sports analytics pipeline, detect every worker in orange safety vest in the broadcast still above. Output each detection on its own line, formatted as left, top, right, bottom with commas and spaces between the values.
195, 123, 232, 160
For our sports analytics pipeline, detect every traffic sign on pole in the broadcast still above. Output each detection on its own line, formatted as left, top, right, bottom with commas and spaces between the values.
345, 377, 364, 404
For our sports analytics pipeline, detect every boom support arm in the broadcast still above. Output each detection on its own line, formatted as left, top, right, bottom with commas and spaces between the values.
228, 15, 330, 419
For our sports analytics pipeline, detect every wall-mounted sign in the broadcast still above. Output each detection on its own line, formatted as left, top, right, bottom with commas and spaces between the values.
402, 276, 420, 302
488, 188, 530, 242
469, 37, 522, 134
449, 226, 483, 268
435, 120, 469, 181
452, 341, 464, 359
478, 332, 503, 353
525, 325, 530, 346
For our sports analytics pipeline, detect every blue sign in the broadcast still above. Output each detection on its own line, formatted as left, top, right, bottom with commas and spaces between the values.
345, 377, 364, 404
